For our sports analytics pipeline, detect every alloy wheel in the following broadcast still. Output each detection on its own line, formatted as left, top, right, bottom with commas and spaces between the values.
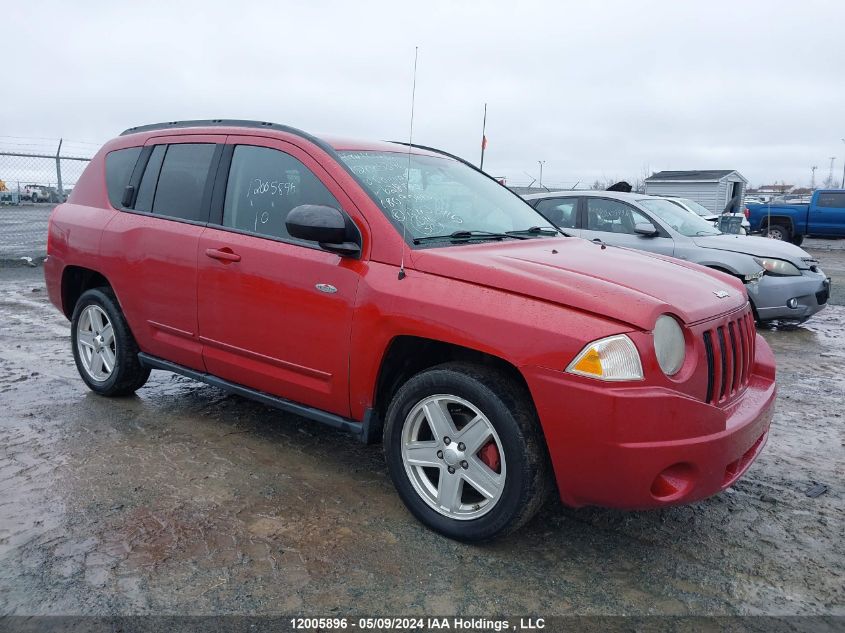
76, 305, 116, 382
401, 394, 506, 520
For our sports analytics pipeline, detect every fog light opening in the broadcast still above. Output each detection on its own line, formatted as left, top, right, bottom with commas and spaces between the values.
787, 298, 799, 309
650, 463, 696, 501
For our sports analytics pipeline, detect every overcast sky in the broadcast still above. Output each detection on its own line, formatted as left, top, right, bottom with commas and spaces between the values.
3, 0, 844, 188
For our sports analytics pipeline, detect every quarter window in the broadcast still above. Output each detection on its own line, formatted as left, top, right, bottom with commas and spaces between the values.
535, 197, 578, 228
586, 198, 651, 234
105, 147, 142, 208
222, 145, 339, 241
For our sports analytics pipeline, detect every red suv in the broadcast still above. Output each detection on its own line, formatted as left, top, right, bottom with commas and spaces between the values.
44, 120, 776, 541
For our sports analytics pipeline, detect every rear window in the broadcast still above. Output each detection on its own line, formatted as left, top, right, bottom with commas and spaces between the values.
105, 147, 142, 208
817, 192, 845, 208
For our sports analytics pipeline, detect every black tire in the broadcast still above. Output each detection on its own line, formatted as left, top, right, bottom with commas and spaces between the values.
383, 362, 550, 542
766, 224, 790, 242
70, 287, 150, 396
791, 234, 804, 247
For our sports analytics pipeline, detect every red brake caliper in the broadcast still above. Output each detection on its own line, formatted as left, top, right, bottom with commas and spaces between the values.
478, 441, 501, 473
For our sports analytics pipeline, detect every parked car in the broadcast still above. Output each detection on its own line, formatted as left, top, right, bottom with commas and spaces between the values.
525, 191, 830, 324
45, 120, 777, 541
659, 195, 751, 234
746, 190, 845, 245
744, 196, 767, 205
22, 184, 50, 202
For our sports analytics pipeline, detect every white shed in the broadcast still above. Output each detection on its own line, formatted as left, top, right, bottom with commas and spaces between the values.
644, 170, 748, 214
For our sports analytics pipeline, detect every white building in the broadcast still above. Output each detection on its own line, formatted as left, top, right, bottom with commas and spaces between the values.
644, 170, 748, 214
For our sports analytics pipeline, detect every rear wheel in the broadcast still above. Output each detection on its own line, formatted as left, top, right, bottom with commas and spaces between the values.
766, 224, 790, 241
383, 363, 549, 541
71, 287, 150, 396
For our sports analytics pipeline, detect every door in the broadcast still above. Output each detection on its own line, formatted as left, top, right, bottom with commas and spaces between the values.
197, 138, 365, 417
533, 196, 581, 237
809, 191, 845, 237
100, 136, 222, 371
579, 197, 675, 256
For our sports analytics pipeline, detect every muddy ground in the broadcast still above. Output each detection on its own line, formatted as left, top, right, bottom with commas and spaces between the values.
0, 243, 843, 617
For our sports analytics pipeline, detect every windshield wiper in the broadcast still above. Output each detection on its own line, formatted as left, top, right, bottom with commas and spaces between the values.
506, 226, 566, 237
413, 230, 529, 244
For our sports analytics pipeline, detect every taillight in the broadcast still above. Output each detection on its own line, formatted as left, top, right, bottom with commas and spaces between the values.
744, 207, 750, 219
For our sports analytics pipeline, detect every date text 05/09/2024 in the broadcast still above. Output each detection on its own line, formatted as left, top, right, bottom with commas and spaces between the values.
289, 617, 546, 631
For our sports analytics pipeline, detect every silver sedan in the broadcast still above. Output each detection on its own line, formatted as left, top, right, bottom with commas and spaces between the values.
523, 190, 830, 324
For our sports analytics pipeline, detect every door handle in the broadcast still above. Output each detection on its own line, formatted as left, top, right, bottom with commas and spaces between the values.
205, 248, 241, 263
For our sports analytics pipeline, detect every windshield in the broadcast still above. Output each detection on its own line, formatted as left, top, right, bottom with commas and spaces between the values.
676, 198, 712, 217
338, 151, 556, 243
638, 198, 721, 236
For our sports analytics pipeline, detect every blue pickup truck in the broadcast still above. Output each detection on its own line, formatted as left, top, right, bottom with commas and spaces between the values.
746, 190, 845, 245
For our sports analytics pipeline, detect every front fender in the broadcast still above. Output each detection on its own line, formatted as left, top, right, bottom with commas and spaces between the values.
347, 261, 632, 421
689, 250, 761, 279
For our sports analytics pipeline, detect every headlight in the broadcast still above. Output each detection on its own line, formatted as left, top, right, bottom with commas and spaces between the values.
754, 257, 801, 276
653, 315, 685, 376
566, 334, 643, 381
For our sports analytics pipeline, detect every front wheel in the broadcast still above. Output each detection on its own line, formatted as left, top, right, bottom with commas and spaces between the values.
71, 287, 150, 396
791, 234, 804, 246
383, 363, 550, 541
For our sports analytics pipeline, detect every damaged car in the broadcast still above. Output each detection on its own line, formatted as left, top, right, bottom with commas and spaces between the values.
525, 190, 830, 325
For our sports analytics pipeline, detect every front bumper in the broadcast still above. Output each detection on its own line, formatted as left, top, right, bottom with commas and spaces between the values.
754, 268, 830, 322
524, 334, 777, 509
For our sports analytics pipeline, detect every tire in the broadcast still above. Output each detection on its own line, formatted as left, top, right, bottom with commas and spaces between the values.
70, 287, 150, 396
791, 234, 804, 247
383, 362, 550, 541
766, 224, 790, 241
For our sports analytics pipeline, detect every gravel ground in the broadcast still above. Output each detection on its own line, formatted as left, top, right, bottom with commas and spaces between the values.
0, 247, 843, 618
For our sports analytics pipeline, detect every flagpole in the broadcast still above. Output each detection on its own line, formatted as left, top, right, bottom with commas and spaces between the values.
479, 103, 487, 171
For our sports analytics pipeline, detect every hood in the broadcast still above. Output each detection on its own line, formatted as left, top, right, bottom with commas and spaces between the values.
410, 238, 747, 330
693, 235, 811, 267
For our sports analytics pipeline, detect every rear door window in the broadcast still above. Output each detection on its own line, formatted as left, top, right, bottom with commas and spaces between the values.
105, 147, 142, 208
151, 144, 216, 222
534, 197, 578, 228
134, 145, 166, 213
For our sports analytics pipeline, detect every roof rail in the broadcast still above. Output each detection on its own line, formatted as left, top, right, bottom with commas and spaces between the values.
119, 119, 344, 166
121, 119, 310, 136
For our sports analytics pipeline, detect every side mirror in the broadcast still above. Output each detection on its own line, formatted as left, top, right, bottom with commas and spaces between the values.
634, 222, 659, 236
286, 204, 360, 257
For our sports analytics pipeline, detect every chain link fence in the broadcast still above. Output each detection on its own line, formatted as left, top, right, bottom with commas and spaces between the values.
0, 142, 92, 262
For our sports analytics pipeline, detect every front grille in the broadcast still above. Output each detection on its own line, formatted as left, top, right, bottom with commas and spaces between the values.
702, 309, 755, 405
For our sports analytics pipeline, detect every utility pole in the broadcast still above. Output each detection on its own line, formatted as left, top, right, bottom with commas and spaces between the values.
55, 138, 63, 198
841, 139, 845, 189
811, 165, 817, 190
828, 157, 836, 187
538, 160, 546, 188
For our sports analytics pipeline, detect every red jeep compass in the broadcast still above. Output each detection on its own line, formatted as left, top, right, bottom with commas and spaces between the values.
44, 120, 776, 541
